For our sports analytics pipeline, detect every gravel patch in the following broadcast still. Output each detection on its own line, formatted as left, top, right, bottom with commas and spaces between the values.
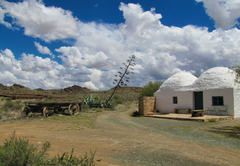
105, 110, 240, 150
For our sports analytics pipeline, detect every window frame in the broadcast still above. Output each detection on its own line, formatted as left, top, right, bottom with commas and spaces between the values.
212, 96, 224, 106
173, 96, 178, 104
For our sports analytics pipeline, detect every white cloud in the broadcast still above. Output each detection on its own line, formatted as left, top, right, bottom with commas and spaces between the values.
196, 0, 240, 29
0, 7, 12, 28
34, 42, 54, 58
0, 0, 80, 42
0, 48, 92, 89
0, 71, 18, 85
84, 68, 104, 90
1, 48, 14, 58
119, 3, 163, 41
1, 2, 240, 90
20, 53, 53, 72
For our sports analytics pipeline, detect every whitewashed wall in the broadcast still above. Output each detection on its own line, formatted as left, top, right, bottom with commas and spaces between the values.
154, 88, 235, 116
154, 67, 239, 117
234, 86, 240, 118
154, 90, 193, 113
203, 88, 234, 116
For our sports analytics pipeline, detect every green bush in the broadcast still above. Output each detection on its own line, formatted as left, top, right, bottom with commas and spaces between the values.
113, 95, 120, 99
2, 100, 14, 111
13, 100, 23, 110
140, 81, 163, 97
93, 95, 99, 101
116, 98, 123, 104
209, 118, 217, 122
5, 97, 12, 101
51, 148, 96, 166
0, 132, 96, 166
130, 111, 140, 117
1, 100, 23, 112
0, 132, 50, 166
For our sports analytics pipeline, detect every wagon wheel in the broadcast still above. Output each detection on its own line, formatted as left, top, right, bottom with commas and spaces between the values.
43, 107, 48, 117
68, 103, 79, 116
21, 106, 28, 117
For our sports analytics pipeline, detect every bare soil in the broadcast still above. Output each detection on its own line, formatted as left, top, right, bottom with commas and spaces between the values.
0, 104, 240, 166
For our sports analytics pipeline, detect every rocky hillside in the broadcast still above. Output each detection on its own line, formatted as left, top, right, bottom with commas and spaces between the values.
108, 85, 142, 92
0, 83, 92, 94
61, 85, 91, 93
0, 83, 32, 94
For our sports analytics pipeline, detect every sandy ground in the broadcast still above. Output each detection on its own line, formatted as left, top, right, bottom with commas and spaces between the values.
0, 104, 240, 165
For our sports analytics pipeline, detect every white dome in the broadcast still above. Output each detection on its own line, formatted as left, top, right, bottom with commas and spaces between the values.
159, 71, 198, 91
192, 67, 236, 90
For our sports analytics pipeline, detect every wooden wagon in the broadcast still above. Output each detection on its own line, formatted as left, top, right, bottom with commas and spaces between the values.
21, 101, 81, 117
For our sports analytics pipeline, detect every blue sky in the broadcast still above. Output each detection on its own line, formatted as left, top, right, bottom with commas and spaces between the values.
0, 0, 240, 90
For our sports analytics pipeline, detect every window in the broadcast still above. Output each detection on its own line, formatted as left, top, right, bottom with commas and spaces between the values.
212, 96, 224, 106
173, 97, 178, 104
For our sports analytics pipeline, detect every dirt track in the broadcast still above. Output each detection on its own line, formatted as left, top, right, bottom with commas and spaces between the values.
0, 104, 240, 166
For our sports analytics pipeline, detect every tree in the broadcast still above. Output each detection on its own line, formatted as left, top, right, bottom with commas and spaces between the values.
140, 81, 163, 97
105, 55, 136, 104
230, 64, 240, 83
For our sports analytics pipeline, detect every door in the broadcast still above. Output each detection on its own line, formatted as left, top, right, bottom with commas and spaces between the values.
194, 92, 203, 110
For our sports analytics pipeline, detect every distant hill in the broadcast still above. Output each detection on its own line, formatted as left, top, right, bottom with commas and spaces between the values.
0, 83, 141, 102
108, 85, 142, 92
0, 83, 91, 94
61, 85, 91, 93
0, 83, 141, 94
0, 83, 32, 94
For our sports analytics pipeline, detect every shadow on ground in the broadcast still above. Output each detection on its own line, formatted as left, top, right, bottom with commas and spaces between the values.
207, 125, 240, 139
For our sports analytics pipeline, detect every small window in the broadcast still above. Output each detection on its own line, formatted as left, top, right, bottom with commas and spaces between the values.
212, 96, 224, 106
173, 97, 178, 104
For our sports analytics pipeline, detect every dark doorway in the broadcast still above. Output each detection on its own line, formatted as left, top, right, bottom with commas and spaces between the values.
194, 92, 203, 110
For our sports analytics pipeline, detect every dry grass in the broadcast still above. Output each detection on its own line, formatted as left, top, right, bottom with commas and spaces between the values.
0, 86, 141, 120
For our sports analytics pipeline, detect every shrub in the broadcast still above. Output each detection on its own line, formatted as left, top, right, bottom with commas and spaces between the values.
0, 132, 96, 166
113, 95, 120, 99
1, 100, 23, 112
0, 131, 50, 166
116, 98, 123, 104
5, 97, 12, 101
93, 95, 99, 101
2, 100, 14, 111
140, 81, 163, 97
209, 118, 217, 122
130, 111, 140, 117
51, 148, 96, 166
13, 100, 23, 110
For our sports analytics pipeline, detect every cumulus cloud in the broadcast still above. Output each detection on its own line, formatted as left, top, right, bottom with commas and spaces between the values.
0, 7, 12, 28
1, 2, 240, 90
34, 42, 54, 58
196, 0, 240, 29
0, 48, 92, 89
119, 2, 163, 40
0, 0, 80, 42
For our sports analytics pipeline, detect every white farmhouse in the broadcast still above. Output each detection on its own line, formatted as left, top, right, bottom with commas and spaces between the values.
154, 67, 240, 118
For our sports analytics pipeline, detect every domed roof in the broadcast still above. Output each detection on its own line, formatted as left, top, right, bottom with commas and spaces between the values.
159, 71, 198, 91
192, 67, 236, 90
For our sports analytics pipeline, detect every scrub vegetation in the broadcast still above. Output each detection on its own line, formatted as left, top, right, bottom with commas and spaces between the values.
0, 132, 95, 166
139, 81, 163, 97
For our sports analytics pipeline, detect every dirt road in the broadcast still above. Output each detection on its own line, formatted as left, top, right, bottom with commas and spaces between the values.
0, 104, 240, 165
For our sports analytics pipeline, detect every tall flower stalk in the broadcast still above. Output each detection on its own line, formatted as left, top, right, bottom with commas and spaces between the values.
105, 55, 136, 104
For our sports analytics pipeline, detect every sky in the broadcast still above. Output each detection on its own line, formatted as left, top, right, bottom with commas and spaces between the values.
0, 0, 240, 90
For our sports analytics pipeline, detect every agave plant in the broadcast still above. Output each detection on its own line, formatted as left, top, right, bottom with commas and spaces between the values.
84, 95, 110, 108
105, 55, 136, 104
83, 94, 95, 108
